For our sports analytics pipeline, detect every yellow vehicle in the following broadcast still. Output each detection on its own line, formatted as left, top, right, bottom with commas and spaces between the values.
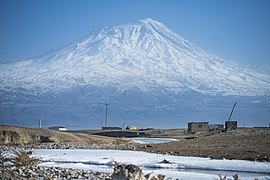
126, 126, 137, 130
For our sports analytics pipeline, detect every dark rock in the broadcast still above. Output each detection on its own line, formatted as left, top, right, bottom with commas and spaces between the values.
112, 162, 165, 180
160, 159, 171, 164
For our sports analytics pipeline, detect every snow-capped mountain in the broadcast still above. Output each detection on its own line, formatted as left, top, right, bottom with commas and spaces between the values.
0, 18, 269, 129
1, 18, 269, 96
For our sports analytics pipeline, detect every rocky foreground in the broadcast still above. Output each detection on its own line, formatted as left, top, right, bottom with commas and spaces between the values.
1, 165, 111, 179
1, 161, 164, 180
0, 144, 164, 180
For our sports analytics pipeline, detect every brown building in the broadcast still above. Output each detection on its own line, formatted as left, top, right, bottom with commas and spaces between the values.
188, 122, 209, 132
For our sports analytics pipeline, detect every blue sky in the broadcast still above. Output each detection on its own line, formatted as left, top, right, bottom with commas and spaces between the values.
0, 0, 270, 65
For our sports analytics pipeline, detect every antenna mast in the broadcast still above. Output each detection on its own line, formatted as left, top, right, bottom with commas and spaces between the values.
105, 103, 109, 127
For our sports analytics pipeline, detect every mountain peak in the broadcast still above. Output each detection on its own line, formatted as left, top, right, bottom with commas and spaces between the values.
0, 19, 269, 96
138, 18, 162, 25
136, 18, 170, 34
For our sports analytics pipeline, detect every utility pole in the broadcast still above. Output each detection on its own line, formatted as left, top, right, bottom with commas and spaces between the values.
105, 103, 109, 127
101, 118, 103, 129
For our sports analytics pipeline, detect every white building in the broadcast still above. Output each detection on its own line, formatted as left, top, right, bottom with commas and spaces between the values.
48, 126, 67, 131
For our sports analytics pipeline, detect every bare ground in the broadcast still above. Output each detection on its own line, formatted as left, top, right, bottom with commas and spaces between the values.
1, 125, 269, 162
138, 128, 270, 162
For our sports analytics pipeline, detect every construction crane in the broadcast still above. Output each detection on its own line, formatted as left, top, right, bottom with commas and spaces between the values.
225, 102, 237, 131
227, 102, 237, 121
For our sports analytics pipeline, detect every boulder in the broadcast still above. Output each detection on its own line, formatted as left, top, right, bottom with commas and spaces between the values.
112, 162, 146, 180
145, 172, 165, 180
112, 162, 165, 180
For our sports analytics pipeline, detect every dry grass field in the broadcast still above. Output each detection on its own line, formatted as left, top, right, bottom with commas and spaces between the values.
0, 125, 129, 145
138, 128, 270, 162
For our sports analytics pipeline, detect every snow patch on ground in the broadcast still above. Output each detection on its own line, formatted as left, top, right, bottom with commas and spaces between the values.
33, 149, 270, 180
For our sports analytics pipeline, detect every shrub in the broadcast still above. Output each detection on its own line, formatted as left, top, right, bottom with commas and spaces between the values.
11, 150, 40, 166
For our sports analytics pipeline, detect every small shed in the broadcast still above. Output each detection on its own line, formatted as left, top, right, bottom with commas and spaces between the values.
225, 121, 237, 131
188, 122, 208, 132
48, 126, 67, 131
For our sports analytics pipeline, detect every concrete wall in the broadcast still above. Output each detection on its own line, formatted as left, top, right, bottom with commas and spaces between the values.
188, 122, 208, 132
209, 124, 224, 131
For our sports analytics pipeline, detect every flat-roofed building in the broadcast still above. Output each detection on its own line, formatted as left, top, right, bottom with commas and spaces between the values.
188, 122, 209, 132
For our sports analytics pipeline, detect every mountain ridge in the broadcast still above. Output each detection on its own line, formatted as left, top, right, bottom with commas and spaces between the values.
0, 18, 269, 96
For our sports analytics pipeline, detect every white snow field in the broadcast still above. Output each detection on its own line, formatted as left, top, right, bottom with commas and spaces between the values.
33, 149, 270, 180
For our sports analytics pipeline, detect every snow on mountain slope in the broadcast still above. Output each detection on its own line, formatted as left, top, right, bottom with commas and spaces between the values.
0, 18, 270, 96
